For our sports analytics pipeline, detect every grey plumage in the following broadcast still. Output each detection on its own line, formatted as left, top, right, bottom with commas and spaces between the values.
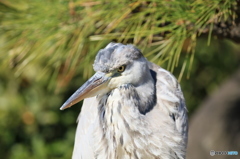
60, 43, 188, 159
93, 43, 142, 72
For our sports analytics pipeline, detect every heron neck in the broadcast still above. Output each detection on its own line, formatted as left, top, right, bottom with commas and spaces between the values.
134, 69, 156, 114
96, 81, 156, 158
135, 76, 156, 115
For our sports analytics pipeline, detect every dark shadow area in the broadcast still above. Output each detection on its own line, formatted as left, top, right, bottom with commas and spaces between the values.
225, 97, 240, 146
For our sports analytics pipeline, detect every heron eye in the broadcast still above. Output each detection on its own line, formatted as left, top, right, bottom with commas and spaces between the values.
117, 65, 126, 73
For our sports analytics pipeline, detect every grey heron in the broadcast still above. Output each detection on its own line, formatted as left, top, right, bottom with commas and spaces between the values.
60, 43, 188, 159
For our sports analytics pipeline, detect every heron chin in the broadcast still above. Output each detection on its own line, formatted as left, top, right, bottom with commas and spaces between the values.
60, 43, 188, 159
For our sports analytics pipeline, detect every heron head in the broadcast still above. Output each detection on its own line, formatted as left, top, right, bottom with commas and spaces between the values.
60, 43, 149, 110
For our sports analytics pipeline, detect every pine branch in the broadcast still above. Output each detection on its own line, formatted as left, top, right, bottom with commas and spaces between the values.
195, 0, 240, 43
0, 0, 238, 88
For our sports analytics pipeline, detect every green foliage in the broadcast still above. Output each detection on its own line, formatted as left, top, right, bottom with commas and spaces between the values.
0, 64, 77, 158
178, 38, 240, 114
0, 0, 237, 82
0, 0, 239, 158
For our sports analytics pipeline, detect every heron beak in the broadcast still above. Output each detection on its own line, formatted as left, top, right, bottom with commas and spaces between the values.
60, 72, 110, 110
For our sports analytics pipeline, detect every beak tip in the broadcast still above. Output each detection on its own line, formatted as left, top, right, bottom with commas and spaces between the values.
60, 101, 74, 110
60, 103, 68, 110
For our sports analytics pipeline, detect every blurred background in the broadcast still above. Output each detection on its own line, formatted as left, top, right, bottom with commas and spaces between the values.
0, 0, 240, 159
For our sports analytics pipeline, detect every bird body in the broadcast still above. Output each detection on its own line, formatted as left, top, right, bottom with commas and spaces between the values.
61, 43, 188, 159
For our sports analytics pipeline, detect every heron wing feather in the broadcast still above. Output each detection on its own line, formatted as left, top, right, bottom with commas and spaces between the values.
147, 61, 188, 144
